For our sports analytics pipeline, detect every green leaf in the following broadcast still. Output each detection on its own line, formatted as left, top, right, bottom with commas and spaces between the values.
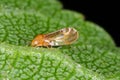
0, 0, 62, 17
61, 45, 120, 79
0, 43, 104, 80
0, 11, 115, 47
0, 0, 119, 80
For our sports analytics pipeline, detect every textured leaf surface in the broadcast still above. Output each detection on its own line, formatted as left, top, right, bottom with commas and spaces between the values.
0, 0, 120, 80
0, 43, 104, 80
61, 45, 120, 79
0, 0, 62, 17
0, 11, 115, 47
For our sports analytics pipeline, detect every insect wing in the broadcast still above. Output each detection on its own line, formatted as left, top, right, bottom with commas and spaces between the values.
45, 28, 78, 46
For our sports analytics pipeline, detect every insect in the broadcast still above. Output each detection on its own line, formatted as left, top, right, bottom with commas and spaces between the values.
31, 27, 79, 47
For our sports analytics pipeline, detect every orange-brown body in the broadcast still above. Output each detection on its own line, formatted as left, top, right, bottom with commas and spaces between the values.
31, 35, 49, 47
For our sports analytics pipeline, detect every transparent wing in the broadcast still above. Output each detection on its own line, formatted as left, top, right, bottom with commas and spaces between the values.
45, 28, 78, 46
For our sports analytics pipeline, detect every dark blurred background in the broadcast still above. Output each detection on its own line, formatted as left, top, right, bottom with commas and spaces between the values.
59, 0, 120, 47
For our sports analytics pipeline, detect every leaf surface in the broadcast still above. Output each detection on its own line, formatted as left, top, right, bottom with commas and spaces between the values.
0, 0, 119, 80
